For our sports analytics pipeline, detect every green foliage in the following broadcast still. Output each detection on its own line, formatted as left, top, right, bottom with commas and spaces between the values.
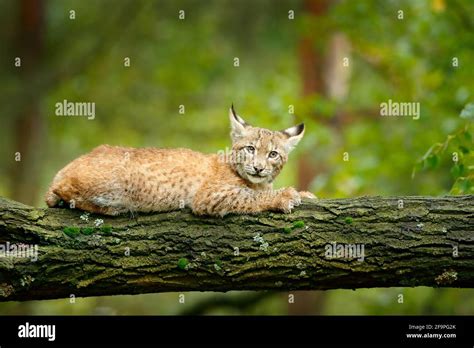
413, 103, 474, 194
344, 217, 353, 225
460, 103, 474, 120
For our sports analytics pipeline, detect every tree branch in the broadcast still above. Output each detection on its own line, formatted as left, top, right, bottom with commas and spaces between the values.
0, 195, 473, 302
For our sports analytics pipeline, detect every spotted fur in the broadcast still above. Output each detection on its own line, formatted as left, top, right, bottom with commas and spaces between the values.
45, 106, 316, 216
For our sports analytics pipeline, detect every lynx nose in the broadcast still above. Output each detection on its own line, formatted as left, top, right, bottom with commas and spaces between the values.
253, 166, 264, 174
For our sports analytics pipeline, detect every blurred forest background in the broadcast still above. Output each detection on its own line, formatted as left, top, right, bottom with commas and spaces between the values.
0, 0, 473, 315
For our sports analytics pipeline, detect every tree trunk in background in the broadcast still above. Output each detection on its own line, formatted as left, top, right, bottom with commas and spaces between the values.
292, 0, 333, 315
10, 0, 45, 205
1, 195, 473, 302
297, 0, 332, 203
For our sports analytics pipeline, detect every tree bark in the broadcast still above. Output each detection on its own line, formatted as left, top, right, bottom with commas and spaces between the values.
0, 195, 473, 302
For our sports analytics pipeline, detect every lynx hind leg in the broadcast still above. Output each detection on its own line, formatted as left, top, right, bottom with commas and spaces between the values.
45, 189, 61, 207
45, 170, 67, 207
56, 193, 125, 216
67, 198, 125, 216
89, 196, 129, 216
46, 179, 126, 216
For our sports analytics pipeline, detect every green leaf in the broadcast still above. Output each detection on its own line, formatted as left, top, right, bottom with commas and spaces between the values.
460, 103, 474, 120
464, 130, 472, 142
450, 164, 465, 179
451, 177, 473, 194
425, 154, 439, 169
459, 145, 470, 154
460, 178, 472, 193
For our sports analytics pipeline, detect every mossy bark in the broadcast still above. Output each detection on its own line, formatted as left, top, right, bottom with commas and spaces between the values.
0, 195, 473, 302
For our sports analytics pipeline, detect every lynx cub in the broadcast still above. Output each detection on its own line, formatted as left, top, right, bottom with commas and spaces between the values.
45, 106, 316, 216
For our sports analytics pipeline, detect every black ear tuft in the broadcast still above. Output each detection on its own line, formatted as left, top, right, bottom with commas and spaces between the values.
231, 103, 236, 116
295, 123, 305, 134
230, 104, 247, 126
282, 123, 305, 137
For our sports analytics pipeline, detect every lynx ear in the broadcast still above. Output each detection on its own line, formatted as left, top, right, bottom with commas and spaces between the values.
229, 104, 248, 142
281, 123, 305, 152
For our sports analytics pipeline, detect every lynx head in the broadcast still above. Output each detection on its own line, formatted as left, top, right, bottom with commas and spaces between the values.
229, 105, 304, 184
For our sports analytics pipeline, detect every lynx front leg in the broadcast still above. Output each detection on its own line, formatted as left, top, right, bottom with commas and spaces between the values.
299, 191, 317, 199
192, 185, 305, 217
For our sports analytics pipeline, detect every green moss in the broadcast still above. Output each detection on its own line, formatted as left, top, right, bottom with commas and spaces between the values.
81, 227, 95, 235
63, 226, 80, 238
99, 225, 112, 233
292, 220, 305, 228
214, 259, 223, 271
344, 217, 353, 224
28, 210, 44, 220
282, 220, 305, 234
178, 258, 189, 270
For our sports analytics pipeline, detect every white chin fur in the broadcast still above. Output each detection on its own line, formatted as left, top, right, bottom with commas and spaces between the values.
246, 174, 267, 184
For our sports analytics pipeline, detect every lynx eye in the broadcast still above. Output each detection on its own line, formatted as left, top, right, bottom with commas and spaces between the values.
268, 151, 279, 159
245, 146, 255, 154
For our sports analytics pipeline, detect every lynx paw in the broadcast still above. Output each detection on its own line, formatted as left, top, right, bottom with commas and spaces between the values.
300, 191, 317, 199
276, 187, 302, 213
